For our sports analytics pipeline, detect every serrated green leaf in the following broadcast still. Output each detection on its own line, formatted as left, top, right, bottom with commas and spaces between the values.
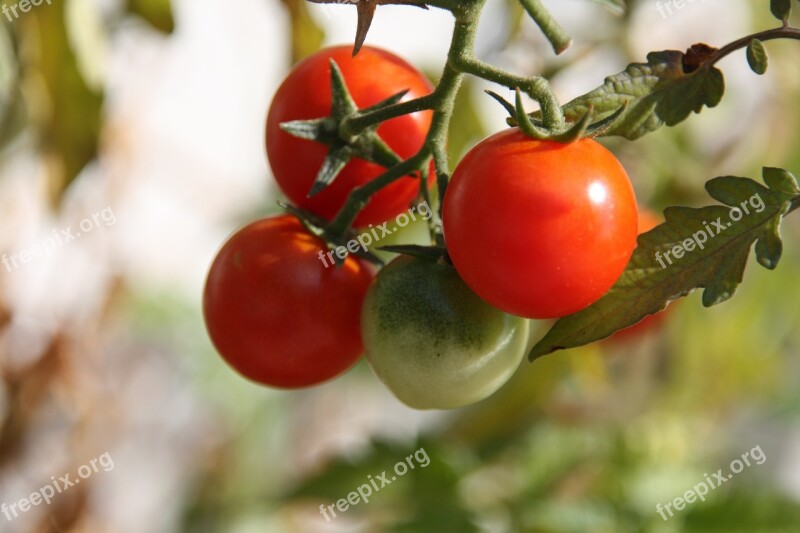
746, 39, 768, 75
125, 0, 174, 33
705, 175, 770, 206
529, 170, 800, 359
755, 215, 783, 269
763, 167, 800, 194
770, 0, 792, 22
555, 50, 724, 140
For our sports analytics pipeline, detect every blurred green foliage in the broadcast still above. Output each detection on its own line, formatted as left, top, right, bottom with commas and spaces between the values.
4, 0, 800, 531
0, 0, 173, 202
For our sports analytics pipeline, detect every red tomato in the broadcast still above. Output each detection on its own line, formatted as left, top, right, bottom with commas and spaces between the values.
266, 45, 433, 227
203, 216, 374, 388
442, 129, 638, 319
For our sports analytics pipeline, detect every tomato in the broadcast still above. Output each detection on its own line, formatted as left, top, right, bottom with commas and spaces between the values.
442, 129, 638, 319
203, 216, 374, 388
607, 209, 671, 342
266, 45, 434, 227
361, 256, 529, 409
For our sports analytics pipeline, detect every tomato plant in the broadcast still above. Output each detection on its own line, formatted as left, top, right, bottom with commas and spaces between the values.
442, 130, 638, 319
203, 215, 373, 388
204, 0, 800, 401
361, 256, 529, 409
265, 45, 434, 227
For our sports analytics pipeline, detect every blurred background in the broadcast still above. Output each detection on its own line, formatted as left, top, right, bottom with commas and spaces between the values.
1, 0, 800, 531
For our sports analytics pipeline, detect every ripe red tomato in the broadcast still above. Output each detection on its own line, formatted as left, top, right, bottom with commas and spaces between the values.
203, 216, 374, 388
266, 45, 433, 227
442, 129, 638, 319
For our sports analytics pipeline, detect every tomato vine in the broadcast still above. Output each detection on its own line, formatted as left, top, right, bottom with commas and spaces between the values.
286, 0, 800, 354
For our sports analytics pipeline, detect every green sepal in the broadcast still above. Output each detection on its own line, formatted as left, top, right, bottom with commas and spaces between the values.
279, 201, 385, 268
308, 146, 353, 197
485, 90, 517, 118
279, 59, 405, 199
514, 88, 552, 139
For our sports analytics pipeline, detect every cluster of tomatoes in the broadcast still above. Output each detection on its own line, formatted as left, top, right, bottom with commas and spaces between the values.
203, 45, 647, 409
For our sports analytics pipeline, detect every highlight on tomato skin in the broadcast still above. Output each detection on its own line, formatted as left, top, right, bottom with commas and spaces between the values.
442, 129, 639, 320
203, 215, 374, 389
265, 45, 434, 228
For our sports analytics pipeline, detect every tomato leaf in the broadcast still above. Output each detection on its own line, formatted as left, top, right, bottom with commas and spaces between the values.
556, 49, 724, 140
770, 0, 792, 22
529, 169, 800, 359
746, 39, 768, 75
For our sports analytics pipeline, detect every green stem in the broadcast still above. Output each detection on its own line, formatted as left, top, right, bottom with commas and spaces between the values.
518, 0, 572, 54
428, 63, 464, 242
449, 55, 565, 130
327, 151, 432, 235
341, 94, 436, 137
324, 0, 568, 239
708, 26, 800, 66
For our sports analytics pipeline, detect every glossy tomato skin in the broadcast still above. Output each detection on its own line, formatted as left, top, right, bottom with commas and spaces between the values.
266, 46, 433, 227
443, 129, 638, 319
362, 256, 529, 410
203, 216, 374, 388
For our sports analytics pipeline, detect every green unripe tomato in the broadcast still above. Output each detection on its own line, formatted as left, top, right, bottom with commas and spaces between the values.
361, 256, 529, 409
